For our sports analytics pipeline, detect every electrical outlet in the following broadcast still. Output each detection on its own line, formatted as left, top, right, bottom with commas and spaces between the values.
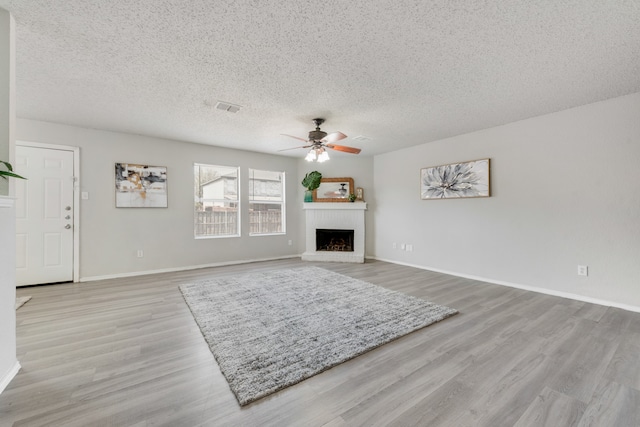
137, 250, 144, 258
577, 265, 588, 276
392, 242, 397, 249
288, 240, 292, 246
406, 244, 413, 252
400, 243, 406, 250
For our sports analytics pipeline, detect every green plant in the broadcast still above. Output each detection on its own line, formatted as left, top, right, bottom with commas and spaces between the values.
0, 160, 25, 180
301, 171, 322, 191
348, 193, 357, 202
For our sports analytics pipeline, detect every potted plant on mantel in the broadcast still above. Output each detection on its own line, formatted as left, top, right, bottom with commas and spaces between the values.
301, 171, 322, 202
0, 160, 25, 180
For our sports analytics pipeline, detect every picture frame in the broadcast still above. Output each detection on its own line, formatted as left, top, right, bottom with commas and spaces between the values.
115, 163, 168, 208
420, 158, 490, 200
313, 177, 355, 202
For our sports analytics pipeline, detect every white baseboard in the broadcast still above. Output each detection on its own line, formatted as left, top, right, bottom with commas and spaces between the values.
80, 255, 301, 282
371, 257, 640, 313
0, 361, 21, 395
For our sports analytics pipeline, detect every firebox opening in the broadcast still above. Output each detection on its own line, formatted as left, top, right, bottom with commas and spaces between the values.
316, 229, 354, 252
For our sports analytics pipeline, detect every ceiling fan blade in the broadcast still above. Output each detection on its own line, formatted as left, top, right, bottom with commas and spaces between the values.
281, 134, 308, 143
326, 144, 361, 154
278, 145, 313, 152
322, 131, 347, 143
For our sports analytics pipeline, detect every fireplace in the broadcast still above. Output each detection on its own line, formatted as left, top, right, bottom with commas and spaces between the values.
302, 202, 366, 263
316, 229, 354, 252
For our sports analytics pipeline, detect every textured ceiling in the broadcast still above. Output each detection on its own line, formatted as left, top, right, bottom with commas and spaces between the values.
1, 0, 639, 157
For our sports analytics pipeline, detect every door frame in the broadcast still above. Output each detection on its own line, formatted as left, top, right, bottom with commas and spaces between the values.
16, 140, 80, 283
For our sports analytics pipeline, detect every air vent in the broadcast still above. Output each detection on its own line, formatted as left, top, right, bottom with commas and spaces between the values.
351, 135, 372, 142
215, 101, 242, 113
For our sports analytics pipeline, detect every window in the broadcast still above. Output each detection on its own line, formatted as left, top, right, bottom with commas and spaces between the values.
249, 169, 285, 235
194, 164, 239, 237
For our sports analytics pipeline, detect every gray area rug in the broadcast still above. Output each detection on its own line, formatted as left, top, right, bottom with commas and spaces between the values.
179, 266, 458, 406
15, 296, 32, 310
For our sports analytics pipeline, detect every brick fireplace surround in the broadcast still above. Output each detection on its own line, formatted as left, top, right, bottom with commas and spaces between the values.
302, 202, 367, 263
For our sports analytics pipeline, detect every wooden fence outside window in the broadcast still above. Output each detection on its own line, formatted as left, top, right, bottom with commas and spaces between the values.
195, 210, 282, 236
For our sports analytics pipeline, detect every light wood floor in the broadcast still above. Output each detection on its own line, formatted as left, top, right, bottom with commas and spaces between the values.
2, 258, 640, 426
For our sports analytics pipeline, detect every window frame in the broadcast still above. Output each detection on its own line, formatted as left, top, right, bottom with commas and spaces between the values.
194, 163, 241, 239
248, 168, 286, 236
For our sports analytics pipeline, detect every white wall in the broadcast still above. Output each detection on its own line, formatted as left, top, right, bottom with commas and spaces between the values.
298, 156, 375, 255
17, 119, 301, 280
0, 7, 12, 193
0, 198, 18, 393
373, 92, 640, 309
15, 93, 640, 309
0, 8, 18, 394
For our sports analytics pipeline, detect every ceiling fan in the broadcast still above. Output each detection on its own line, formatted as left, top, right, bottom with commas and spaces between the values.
280, 118, 361, 162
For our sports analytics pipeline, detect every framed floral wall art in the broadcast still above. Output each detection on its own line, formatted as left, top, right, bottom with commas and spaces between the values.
420, 158, 490, 199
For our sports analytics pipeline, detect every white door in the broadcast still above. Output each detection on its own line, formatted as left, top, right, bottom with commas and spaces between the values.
15, 146, 75, 286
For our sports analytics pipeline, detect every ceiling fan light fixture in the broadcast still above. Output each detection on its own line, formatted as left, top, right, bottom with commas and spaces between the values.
305, 149, 317, 162
317, 149, 330, 163
280, 118, 357, 161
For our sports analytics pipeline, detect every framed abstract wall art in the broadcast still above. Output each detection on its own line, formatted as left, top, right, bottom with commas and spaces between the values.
420, 158, 490, 200
115, 163, 168, 208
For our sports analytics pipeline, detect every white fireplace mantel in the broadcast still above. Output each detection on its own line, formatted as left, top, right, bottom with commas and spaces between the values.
302, 202, 367, 263
302, 202, 367, 211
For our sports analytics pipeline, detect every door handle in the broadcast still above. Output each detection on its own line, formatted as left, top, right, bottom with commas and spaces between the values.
65, 224, 71, 229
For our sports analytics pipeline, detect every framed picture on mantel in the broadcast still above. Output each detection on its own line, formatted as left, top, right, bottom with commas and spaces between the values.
313, 177, 354, 202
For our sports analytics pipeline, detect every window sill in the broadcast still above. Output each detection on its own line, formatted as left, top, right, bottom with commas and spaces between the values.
194, 234, 240, 240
